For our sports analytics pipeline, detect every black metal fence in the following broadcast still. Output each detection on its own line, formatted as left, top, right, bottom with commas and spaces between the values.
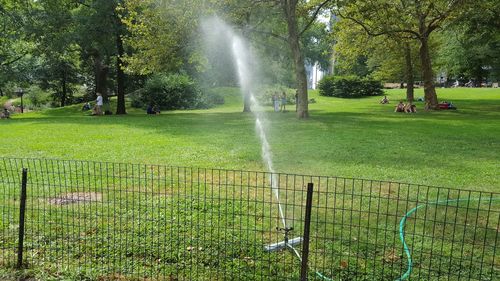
0, 157, 499, 280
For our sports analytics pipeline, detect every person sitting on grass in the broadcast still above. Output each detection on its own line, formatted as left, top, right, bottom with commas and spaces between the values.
404, 103, 416, 113
147, 104, 160, 115
1, 108, 10, 119
147, 104, 155, 115
409, 103, 417, 113
380, 95, 389, 104
448, 101, 457, 110
395, 101, 405, 112
82, 102, 91, 111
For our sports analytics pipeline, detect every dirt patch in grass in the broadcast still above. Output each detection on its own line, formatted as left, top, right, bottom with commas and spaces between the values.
48, 192, 102, 205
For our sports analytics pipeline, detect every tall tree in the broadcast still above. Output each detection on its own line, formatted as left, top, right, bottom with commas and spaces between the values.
219, 0, 334, 118
123, 0, 334, 118
28, 0, 82, 107
273, 0, 333, 118
0, 0, 35, 93
120, 0, 202, 75
334, 18, 420, 101
0, 0, 28, 68
336, 0, 470, 108
75, 0, 128, 114
436, 0, 500, 84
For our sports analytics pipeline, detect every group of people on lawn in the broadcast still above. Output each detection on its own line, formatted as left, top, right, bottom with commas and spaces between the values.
272, 92, 299, 112
84, 93, 161, 116
380, 95, 417, 113
272, 92, 288, 112
82, 93, 104, 115
381, 95, 456, 113
80, 92, 456, 117
394, 100, 417, 113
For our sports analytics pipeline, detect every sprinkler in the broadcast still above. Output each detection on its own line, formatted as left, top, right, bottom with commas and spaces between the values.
264, 227, 303, 252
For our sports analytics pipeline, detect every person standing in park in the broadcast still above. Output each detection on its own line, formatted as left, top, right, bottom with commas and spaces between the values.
280, 92, 287, 112
272, 93, 279, 112
95, 93, 103, 115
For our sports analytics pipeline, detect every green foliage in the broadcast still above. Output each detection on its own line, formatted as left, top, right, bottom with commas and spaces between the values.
333, 11, 424, 82
436, 0, 500, 82
0, 95, 7, 107
131, 73, 222, 110
318, 75, 383, 98
24, 85, 51, 109
199, 89, 225, 107
120, 0, 204, 75
301, 21, 334, 72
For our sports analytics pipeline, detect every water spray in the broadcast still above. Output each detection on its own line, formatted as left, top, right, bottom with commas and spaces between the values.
201, 16, 324, 279
230, 32, 304, 253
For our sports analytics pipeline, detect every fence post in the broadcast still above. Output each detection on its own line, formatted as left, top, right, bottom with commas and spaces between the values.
16, 168, 28, 269
300, 183, 314, 281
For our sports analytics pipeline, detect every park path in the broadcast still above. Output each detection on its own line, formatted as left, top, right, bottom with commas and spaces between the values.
3, 99, 13, 109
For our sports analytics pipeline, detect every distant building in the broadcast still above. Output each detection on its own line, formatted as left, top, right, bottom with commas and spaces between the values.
306, 62, 327, 89
306, 11, 336, 89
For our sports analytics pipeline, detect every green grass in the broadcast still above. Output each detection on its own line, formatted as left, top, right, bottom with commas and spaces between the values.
0, 87, 499, 191
0, 87, 499, 280
0, 159, 497, 281
0, 95, 8, 105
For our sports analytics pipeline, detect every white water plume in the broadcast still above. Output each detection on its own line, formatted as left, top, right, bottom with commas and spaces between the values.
201, 17, 287, 229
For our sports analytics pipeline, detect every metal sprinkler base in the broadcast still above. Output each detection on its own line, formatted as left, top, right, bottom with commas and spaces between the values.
264, 237, 303, 252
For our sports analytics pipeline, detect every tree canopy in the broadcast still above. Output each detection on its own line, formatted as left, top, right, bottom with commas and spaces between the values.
0, 0, 497, 114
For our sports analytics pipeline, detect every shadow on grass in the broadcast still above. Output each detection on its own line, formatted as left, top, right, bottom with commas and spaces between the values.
3, 98, 499, 182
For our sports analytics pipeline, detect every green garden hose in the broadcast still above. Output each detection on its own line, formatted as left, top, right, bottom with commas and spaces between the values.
396, 197, 499, 281
285, 197, 497, 281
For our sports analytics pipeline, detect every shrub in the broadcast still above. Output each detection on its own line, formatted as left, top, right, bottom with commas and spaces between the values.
318, 75, 383, 98
198, 90, 225, 108
131, 73, 223, 110
25, 85, 51, 108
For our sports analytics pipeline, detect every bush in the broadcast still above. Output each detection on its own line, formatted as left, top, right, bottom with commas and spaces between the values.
25, 85, 51, 109
198, 90, 225, 108
318, 76, 383, 98
131, 73, 223, 110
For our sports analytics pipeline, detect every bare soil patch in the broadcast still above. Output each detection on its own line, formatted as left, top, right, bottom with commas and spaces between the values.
48, 192, 102, 205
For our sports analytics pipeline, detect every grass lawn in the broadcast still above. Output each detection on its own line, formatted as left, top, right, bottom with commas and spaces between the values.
0, 87, 499, 281
0, 87, 499, 191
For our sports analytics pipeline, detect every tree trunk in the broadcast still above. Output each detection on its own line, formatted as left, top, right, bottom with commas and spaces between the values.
283, 0, 309, 119
94, 55, 109, 102
474, 72, 482, 87
418, 15, 438, 109
60, 71, 67, 107
115, 32, 126, 115
0, 87, 4, 97
403, 42, 414, 102
419, 37, 438, 108
243, 92, 251, 112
